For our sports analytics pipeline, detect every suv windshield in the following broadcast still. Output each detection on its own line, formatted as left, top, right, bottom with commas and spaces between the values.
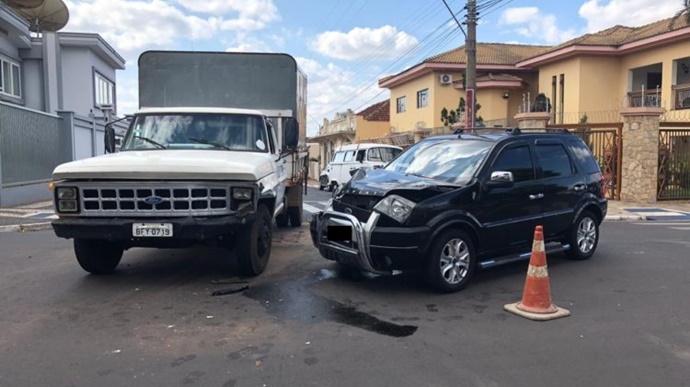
386, 138, 491, 184
121, 113, 269, 152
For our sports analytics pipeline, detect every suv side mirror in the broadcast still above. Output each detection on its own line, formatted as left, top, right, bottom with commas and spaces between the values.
484, 171, 514, 190
105, 124, 116, 153
284, 118, 299, 149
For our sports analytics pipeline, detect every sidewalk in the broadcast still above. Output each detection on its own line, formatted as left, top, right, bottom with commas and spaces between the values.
1, 198, 689, 233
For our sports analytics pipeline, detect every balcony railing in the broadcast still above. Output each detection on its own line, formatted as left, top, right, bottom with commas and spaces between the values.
673, 83, 690, 109
627, 89, 661, 108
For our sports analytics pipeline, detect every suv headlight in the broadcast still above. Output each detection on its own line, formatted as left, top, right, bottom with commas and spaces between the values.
373, 195, 416, 223
232, 188, 253, 201
56, 186, 79, 213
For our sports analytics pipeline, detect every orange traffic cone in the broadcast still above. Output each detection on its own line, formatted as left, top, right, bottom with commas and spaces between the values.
504, 225, 571, 321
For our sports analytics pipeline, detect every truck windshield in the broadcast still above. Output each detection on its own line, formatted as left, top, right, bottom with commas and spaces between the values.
385, 138, 491, 184
120, 113, 269, 152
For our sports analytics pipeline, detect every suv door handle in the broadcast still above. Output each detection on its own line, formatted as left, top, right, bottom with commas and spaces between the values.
573, 184, 586, 192
529, 193, 544, 200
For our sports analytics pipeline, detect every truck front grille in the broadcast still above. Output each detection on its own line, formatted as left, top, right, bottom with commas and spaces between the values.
74, 183, 234, 217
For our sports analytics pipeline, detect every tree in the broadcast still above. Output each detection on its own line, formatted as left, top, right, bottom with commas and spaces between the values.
671, 0, 690, 27
440, 96, 484, 129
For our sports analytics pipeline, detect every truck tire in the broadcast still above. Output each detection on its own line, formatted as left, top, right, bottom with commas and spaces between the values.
275, 212, 289, 228
237, 204, 272, 276
288, 206, 302, 227
74, 239, 124, 274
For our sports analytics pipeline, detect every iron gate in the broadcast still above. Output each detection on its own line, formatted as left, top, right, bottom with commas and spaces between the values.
548, 123, 622, 200
658, 127, 690, 200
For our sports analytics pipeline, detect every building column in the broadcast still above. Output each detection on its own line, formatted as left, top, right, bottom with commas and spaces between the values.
619, 107, 665, 203
514, 112, 551, 129
41, 32, 61, 114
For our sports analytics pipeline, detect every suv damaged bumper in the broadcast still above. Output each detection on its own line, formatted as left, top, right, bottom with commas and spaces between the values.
310, 209, 430, 274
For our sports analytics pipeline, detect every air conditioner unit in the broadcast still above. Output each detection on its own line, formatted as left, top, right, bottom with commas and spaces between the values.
439, 74, 453, 85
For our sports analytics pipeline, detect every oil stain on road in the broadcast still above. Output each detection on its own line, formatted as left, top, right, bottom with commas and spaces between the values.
243, 272, 417, 338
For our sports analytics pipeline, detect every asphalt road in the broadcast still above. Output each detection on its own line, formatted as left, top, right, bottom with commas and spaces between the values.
1, 221, 689, 387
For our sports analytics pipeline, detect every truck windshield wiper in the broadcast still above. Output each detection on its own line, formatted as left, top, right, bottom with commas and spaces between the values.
133, 135, 166, 149
187, 137, 231, 150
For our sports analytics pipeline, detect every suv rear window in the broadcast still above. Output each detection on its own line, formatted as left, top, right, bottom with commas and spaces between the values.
567, 140, 601, 174
536, 144, 574, 178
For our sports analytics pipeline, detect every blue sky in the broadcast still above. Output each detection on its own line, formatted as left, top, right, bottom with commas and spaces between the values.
61, 0, 686, 135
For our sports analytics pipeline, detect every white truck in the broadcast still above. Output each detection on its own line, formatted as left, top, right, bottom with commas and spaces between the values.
50, 51, 309, 276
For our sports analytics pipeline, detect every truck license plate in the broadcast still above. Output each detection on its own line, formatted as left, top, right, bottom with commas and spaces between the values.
132, 223, 173, 237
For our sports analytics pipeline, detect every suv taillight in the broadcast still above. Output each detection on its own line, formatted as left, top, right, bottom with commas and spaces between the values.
600, 176, 606, 197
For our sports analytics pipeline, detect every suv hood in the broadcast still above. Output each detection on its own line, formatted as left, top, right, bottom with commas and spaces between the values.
52, 150, 275, 181
343, 168, 462, 196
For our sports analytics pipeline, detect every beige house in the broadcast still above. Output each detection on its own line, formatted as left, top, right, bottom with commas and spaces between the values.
379, 15, 690, 129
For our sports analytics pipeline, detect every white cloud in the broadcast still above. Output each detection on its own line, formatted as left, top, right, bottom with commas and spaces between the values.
579, 0, 684, 32
499, 7, 578, 44
63, 0, 223, 53
295, 57, 389, 136
311, 25, 418, 61
175, 0, 279, 30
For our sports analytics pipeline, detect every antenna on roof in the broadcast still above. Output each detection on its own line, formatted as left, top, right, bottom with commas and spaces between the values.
10, 0, 69, 33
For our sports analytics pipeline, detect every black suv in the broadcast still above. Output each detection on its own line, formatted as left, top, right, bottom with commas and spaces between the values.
309, 128, 608, 292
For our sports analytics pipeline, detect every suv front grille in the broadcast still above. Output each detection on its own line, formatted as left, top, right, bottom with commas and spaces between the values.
333, 194, 380, 222
73, 182, 234, 217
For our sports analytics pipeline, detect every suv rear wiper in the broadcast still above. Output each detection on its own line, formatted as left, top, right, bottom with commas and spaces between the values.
188, 137, 231, 150
133, 135, 166, 149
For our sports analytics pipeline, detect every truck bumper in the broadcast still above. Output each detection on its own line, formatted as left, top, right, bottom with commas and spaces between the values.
52, 215, 252, 242
310, 209, 430, 274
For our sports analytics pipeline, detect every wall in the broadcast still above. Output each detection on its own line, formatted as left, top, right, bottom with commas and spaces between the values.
578, 56, 622, 118
389, 72, 443, 131
21, 58, 43, 111
537, 58, 582, 123
355, 116, 389, 142
476, 89, 509, 124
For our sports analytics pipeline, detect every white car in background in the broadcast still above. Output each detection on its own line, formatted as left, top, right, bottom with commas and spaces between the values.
319, 143, 403, 191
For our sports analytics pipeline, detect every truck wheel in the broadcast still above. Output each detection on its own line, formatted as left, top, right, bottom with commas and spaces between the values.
74, 239, 124, 274
424, 229, 476, 293
288, 206, 302, 227
237, 204, 272, 276
275, 212, 289, 228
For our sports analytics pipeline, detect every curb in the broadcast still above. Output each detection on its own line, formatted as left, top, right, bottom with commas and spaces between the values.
0, 222, 52, 233
604, 215, 645, 221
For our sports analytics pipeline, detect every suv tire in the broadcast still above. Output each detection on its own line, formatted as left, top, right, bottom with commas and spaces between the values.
425, 229, 476, 293
74, 239, 124, 274
237, 204, 272, 276
564, 210, 599, 260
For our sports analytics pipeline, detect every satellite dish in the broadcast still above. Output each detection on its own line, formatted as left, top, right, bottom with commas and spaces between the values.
4, 0, 45, 8
14, 0, 69, 32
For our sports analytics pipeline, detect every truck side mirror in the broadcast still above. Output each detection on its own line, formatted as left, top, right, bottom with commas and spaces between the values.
284, 118, 299, 149
105, 125, 116, 153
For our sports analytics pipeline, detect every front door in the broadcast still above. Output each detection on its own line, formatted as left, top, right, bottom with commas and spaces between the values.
475, 142, 543, 255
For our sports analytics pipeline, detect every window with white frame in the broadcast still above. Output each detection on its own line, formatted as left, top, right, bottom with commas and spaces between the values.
396, 96, 406, 113
0, 57, 21, 98
94, 72, 114, 107
417, 89, 429, 108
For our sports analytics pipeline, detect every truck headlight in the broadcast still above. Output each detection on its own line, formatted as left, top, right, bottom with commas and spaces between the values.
56, 187, 77, 199
58, 199, 78, 212
373, 195, 416, 223
56, 187, 79, 213
232, 188, 253, 201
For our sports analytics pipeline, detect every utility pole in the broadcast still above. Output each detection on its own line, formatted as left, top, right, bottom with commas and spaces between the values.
465, 0, 477, 129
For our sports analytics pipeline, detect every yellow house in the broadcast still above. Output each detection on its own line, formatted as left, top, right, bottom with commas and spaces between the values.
379, 15, 690, 129
518, 15, 690, 124
379, 43, 550, 131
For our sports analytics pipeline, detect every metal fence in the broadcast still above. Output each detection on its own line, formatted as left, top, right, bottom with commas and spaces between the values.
0, 102, 70, 186
658, 127, 690, 200
548, 123, 623, 200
